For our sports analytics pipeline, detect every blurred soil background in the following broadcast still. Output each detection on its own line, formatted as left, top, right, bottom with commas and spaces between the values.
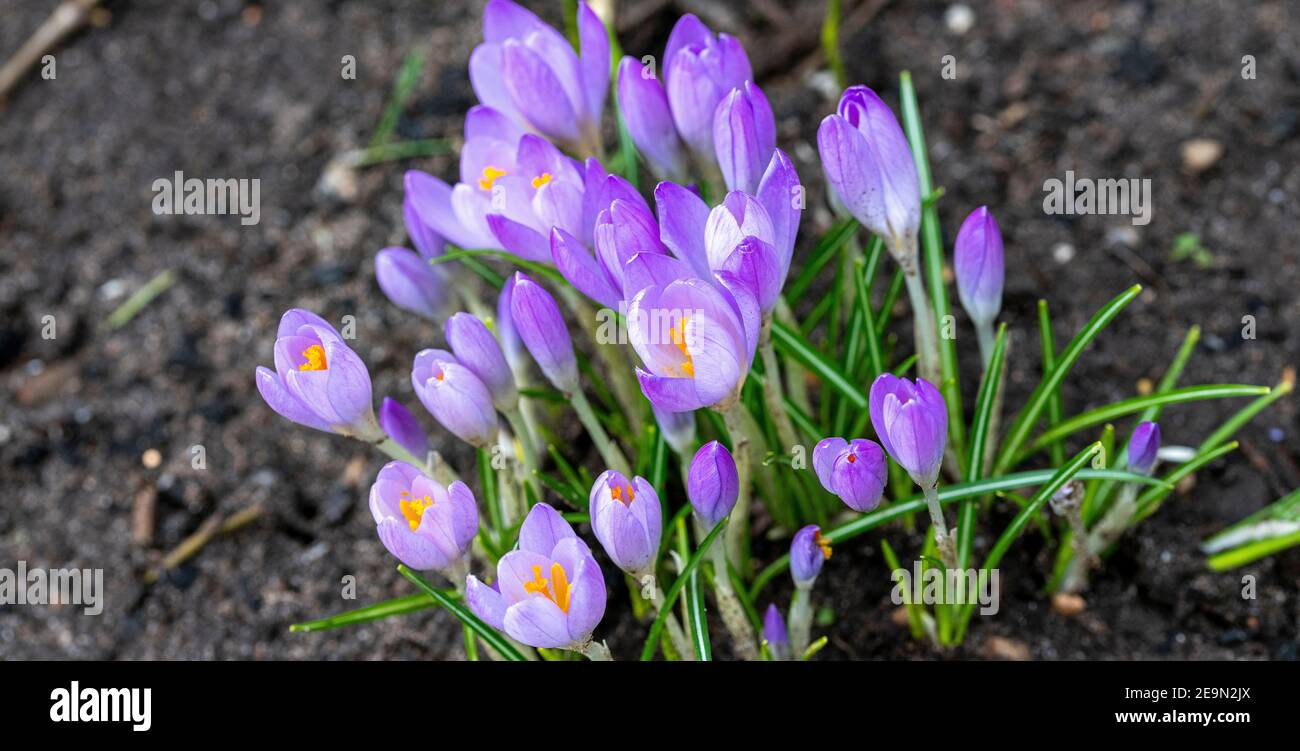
0, 0, 1297, 660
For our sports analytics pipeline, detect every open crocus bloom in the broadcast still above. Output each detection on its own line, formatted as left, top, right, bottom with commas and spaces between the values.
653, 150, 801, 312
869, 374, 948, 488
255, 308, 380, 440
550, 187, 665, 309
812, 437, 888, 512
628, 276, 759, 412
589, 470, 663, 577
470, 0, 609, 155
369, 461, 478, 572
465, 503, 606, 650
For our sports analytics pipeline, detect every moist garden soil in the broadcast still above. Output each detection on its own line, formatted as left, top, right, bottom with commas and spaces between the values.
1, 0, 1297, 660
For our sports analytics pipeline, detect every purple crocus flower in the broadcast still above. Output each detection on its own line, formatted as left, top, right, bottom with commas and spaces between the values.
496, 274, 525, 371
954, 206, 1004, 326
1127, 421, 1161, 475
375, 247, 446, 320
812, 437, 888, 512
470, 0, 609, 155
627, 276, 760, 412
713, 81, 776, 194
687, 440, 739, 527
552, 191, 666, 308
763, 603, 790, 661
403, 184, 446, 261
369, 461, 477, 572
589, 470, 663, 577
655, 152, 801, 312
445, 312, 518, 411
652, 404, 697, 457
869, 374, 948, 488
615, 14, 754, 172
411, 349, 498, 448
255, 309, 380, 440
508, 272, 580, 393
378, 397, 430, 460
817, 85, 920, 250
465, 502, 606, 650
790, 524, 831, 588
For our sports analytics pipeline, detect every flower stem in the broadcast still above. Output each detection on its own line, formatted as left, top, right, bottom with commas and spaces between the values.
719, 400, 754, 569
922, 483, 958, 570
759, 316, 801, 453
903, 269, 942, 386
570, 388, 631, 476
788, 584, 814, 658
374, 437, 424, 468
578, 639, 613, 661
645, 576, 695, 660
504, 406, 542, 504
705, 522, 759, 660
975, 319, 996, 371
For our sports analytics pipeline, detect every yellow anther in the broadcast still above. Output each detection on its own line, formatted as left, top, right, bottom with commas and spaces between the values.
668, 316, 694, 377
523, 563, 572, 612
399, 492, 434, 531
299, 344, 328, 371
814, 530, 833, 560
531, 172, 553, 189
479, 165, 507, 191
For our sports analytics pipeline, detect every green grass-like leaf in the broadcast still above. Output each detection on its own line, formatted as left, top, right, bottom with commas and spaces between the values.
397, 566, 526, 661
786, 218, 859, 303
289, 594, 434, 633
641, 519, 727, 661
771, 321, 867, 410
959, 323, 1008, 567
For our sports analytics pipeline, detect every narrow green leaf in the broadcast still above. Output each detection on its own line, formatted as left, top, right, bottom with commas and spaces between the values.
430, 248, 568, 284
771, 321, 867, 410
959, 323, 1008, 568
995, 285, 1143, 474
821, 0, 847, 89
1133, 441, 1239, 522
397, 566, 526, 661
899, 71, 964, 458
370, 48, 425, 148
289, 594, 434, 633
1197, 379, 1291, 453
1207, 530, 1300, 571
748, 466, 1167, 600
786, 218, 859, 302
1028, 384, 1270, 453
1037, 301, 1065, 466
641, 519, 727, 661
684, 521, 712, 661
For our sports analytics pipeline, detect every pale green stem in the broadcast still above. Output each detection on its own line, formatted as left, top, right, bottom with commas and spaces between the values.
903, 270, 942, 387
975, 319, 996, 371
375, 437, 424, 467
644, 575, 695, 660
982, 333, 1009, 476
578, 639, 613, 661
719, 400, 754, 569
570, 388, 631, 476
788, 584, 814, 658
923, 483, 958, 570
504, 406, 542, 503
703, 520, 759, 660
759, 316, 800, 454
559, 289, 644, 432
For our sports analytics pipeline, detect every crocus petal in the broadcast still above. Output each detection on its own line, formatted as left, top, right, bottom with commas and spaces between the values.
717, 235, 781, 312
756, 148, 801, 280
379, 398, 430, 459
375, 247, 445, 319
255, 366, 332, 433
558, 542, 606, 643
954, 205, 1005, 325
405, 170, 491, 250
665, 47, 723, 158
509, 273, 579, 392
504, 596, 573, 649
518, 502, 579, 556
501, 40, 580, 146
654, 181, 712, 278
469, 43, 524, 130
616, 57, 688, 180
445, 312, 517, 411
687, 440, 739, 527
412, 355, 497, 448
812, 437, 849, 492
662, 13, 711, 87
621, 251, 695, 301
465, 575, 508, 631
704, 192, 775, 272
483, 0, 546, 42
576, 2, 610, 122
712, 82, 775, 194
464, 103, 525, 145
376, 518, 451, 571
1127, 421, 1161, 475
486, 214, 551, 263
636, 369, 707, 412
551, 227, 621, 309
790, 524, 826, 586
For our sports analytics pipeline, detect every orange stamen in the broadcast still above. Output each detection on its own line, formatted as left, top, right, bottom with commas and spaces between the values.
398, 489, 435, 531
814, 530, 833, 560
668, 316, 694, 377
479, 166, 506, 191
523, 563, 572, 613
531, 172, 552, 189
298, 344, 327, 371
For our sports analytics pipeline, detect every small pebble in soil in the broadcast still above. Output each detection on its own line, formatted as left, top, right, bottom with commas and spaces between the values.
945, 4, 975, 35
1052, 592, 1087, 617
142, 448, 162, 469
1052, 242, 1075, 264
983, 635, 1031, 661
1181, 138, 1224, 174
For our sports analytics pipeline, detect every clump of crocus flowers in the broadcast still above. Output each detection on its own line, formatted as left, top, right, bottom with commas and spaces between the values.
266, 0, 1281, 658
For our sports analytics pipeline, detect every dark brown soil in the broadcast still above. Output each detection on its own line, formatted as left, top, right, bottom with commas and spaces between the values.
1, 0, 1296, 661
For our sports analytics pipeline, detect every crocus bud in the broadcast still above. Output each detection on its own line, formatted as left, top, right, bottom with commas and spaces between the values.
763, 603, 790, 661
687, 440, 739, 527
508, 272, 580, 393
790, 524, 831, 588
589, 471, 663, 577
465, 503, 606, 650
378, 397, 430, 460
375, 247, 447, 320
713, 81, 776, 194
496, 274, 525, 371
255, 308, 381, 440
812, 437, 888, 512
652, 404, 697, 457
817, 85, 920, 251
369, 462, 478, 572
616, 57, 688, 181
954, 206, 1004, 326
411, 349, 498, 448
661, 15, 752, 161
445, 312, 518, 411
1127, 421, 1161, 475
869, 374, 948, 488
